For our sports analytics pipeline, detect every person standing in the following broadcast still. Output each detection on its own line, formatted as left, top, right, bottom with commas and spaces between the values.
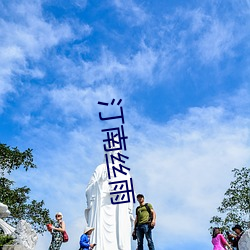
133, 194, 156, 250
49, 212, 66, 250
231, 225, 244, 250
79, 227, 96, 250
211, 227, 232, 250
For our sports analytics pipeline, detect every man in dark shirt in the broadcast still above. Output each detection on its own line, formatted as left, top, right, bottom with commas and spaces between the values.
230, 224, 244, 250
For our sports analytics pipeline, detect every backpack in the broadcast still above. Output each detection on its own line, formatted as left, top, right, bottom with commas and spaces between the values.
136, 203, 154, 229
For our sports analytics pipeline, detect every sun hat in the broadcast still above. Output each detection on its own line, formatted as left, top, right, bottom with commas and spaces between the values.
55, 212, 63, 218
84, 227, 95, 234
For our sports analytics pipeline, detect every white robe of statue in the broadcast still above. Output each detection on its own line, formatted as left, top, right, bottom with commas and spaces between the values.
85, 150, 134, 250
0, 202, 15, 235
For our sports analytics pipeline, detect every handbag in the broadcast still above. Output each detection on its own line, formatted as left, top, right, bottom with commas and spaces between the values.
148, 218, 154, 229
62, 231, 69, 242
132, 230, 137, 240
46, 224, 52, 232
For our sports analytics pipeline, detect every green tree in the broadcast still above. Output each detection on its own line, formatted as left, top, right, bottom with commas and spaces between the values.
0, 143, 52, 233
210, 167, 250, 232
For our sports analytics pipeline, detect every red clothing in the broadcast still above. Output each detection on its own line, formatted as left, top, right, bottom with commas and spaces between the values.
212, 234, 227, 250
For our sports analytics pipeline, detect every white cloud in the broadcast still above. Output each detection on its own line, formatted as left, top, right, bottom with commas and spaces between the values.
126, 105, 250, 248
81, 45, 158, 86
73, 0, 87, 9
223, 84, 250, 114
112, 0, 148, 26
48, 84, 121, 120
0, 1, 74, 110
0, 2, 73, 58
196, 20, 235, 63
159, 7, 240, 68
127, 43, 158, 84
188, 8, 210, 33
81, 48, 127, 85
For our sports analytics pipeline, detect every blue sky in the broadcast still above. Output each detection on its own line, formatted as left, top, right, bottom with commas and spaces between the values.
1, 0, 250, 249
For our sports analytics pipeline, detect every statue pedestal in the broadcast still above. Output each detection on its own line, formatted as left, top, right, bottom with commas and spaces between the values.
1, 245, 26, 250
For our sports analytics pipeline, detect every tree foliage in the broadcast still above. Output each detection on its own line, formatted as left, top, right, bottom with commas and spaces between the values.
0, 234, 14, 246
210, 167, 250, 232
0, 143, 52, 233
0, 144, 36, 175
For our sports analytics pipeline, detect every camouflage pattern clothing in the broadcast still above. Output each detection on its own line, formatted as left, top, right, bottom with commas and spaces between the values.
49, 221, 63, 250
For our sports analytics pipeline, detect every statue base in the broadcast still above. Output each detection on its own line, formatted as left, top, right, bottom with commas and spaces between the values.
1, 245, 26, 250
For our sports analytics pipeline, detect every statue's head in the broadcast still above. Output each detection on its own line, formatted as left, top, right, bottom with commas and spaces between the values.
0, 202, 10, 218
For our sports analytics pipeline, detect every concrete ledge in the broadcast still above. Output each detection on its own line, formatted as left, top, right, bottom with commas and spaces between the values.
2, 245, 26, 250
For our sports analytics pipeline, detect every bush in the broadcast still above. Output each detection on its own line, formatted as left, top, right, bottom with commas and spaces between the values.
0, 234, 14, 246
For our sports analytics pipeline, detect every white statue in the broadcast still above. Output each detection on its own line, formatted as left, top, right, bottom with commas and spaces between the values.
85, 149, 134, 250
0, 202, 11, 218
0, 202, 15, 235
239, 229, 250, 250
0, 202, 38, 250
13, 220, 38, 250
